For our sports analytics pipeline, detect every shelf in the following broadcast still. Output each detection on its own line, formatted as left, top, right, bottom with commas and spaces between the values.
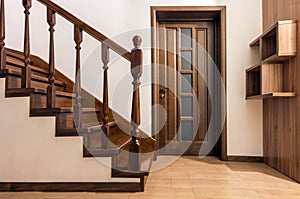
246, 92, 296, 100
245, 63, 295, 100
261, 52, 297, 63
249, 20, 297, 62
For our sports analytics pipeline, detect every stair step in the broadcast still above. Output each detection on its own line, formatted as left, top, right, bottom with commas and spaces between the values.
5, 68, 66, 88
83, 124, 132, 157
111, 169, 149, 178
0, 69, 8, 78
6, 57, 49, 76
6, 88, 73, 98
56, 121, 116, 136
6, 48, 26, 61
30, 107, 101, 116
5, 88, 35, 97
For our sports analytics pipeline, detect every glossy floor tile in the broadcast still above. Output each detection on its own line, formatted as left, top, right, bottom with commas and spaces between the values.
0, 156, 299, 199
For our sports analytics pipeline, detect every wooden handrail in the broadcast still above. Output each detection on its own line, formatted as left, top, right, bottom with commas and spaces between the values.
0, 0, 145, 171
36, 0, 131, 61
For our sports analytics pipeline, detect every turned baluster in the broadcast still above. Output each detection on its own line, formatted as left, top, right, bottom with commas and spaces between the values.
74, 26, 83, 128
0, 0, 6, 70
129, 35, 143, 172
46, 8, 56, 108
22, 0, 31, 88
101, 43, 110, 148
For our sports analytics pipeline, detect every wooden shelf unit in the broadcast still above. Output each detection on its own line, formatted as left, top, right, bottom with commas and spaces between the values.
246, 20, 297, 100
250, 20, 297, 63
246, 63, 295, 99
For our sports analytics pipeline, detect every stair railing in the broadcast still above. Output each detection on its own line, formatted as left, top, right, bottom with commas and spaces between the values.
0, 0, 142, 171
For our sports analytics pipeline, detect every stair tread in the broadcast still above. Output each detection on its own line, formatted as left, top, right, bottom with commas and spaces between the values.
85, 132, 132, 157
31, 107, 101, 115
112, 169, 149, 177
6, 88, 73, 98
57, 121, 117, 134
5, 68, 66, 87
6, 48, 26, 61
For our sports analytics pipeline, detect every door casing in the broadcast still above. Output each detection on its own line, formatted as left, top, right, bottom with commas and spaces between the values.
151, 6, 227, 160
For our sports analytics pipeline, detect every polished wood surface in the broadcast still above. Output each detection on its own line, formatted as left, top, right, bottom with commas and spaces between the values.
36, 0, 131, 61
129, 35, 143, 172
101, 43, 110, 148
1, 47, 154, 191
250, 20, 297, 63
21, 0, 32, 89
46, 8, 56, 108
0, 0, 156, 191
155, 20, 215, 155
262, 0, 299, 183
0, 182, 143, 192
245, 63, 295, 99
2, 156, 300, 197
73, 25, 83, 128
151, 6, 227, 160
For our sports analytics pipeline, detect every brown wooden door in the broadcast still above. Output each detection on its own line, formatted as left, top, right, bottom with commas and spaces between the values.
157, 21, 216, 155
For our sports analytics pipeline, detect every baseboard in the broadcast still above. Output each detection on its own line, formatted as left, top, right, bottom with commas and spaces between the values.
0, 182, 142, 192
227, 155, 264, 163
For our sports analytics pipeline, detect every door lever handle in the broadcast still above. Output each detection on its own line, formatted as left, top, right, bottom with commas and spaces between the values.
159, 88, 168, 99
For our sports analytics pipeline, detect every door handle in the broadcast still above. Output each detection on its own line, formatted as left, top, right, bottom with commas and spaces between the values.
159, 88, 168, 99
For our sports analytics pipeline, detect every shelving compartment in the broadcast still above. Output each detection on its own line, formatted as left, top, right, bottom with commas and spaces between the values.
250, 20, 297, 63
246, 64, 261, 98
246, 63, 295, 99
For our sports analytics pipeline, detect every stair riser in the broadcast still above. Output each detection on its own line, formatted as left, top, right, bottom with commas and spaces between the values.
31, 93, 72, 108
56, 112, 102, 129
7, 64, 48, 78
6, 74, 65, 92
113, 144, 130, 170
84, 126, 119, 150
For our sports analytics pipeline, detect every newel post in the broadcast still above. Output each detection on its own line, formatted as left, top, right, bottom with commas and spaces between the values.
0, 0, 6, 70
22, 0, 32, 88
46, 8, 56, 108
129, 35, 143, 172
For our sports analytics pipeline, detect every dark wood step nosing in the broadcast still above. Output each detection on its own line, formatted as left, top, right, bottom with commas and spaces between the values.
84, 148, 121, 157
0, 69, 8, 78
5, 88, 35, 97
111, 168, 149, 178
5, 88, 73, 98
30, 107, 101, 117
0, 182, 142, 192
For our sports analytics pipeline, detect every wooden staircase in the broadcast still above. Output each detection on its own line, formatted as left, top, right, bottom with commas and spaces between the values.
0, 0, 155, 192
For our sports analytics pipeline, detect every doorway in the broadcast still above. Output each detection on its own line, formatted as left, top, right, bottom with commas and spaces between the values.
151, 6, 227, 159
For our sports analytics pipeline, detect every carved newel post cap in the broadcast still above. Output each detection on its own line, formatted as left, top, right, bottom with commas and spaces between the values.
133, 35, 142, 49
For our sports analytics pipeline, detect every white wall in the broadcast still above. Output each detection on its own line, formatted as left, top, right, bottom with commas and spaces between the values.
4, 0, 263, 156
0, 78, 139, 182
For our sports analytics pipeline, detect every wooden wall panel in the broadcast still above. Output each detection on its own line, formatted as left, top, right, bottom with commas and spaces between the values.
262, 0, 299, 182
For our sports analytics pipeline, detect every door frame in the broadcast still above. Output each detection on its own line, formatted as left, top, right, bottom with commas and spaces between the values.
151, 6, 227, 160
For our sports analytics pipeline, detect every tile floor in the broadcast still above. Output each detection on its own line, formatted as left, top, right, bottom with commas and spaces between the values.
0, 156, 300, 199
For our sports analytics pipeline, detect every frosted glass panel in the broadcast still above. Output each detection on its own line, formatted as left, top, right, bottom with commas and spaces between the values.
181, 121, 193, 141
181, 51, 192, 70
181, 97, 192, 116
181, 74, 192, 93
181, 28, 192, 48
